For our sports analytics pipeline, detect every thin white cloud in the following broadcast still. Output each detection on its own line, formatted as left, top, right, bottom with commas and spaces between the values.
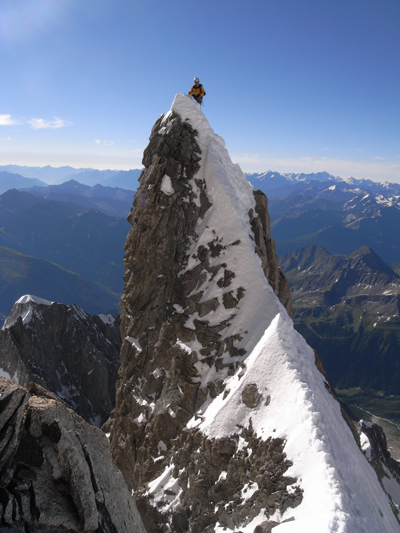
28, 117, 68, 129
94, 139, 115, 146
0, 114, 19, 126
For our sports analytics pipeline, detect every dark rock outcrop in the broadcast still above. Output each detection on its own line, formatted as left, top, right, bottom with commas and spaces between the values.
0, 297, 120, 426
0, 376, 146, 532
359, 420, 400, 515
109, 99, 295, 532
250, 190, 293, 317
134, 426, 302, 533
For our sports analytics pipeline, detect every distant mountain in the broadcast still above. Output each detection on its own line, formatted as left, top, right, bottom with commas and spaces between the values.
281, 244, 400, 308
21, 179, 135, 217
245, 170, 388, 199
0, 164, 89, 183
0, 164, 142, 188
0, 171, 47, 194
244, 172, 400, 265
0, 245, 119, 318
64, 168, 142, 189
280, 244, 400, 395
0, 296, 120, 426
101, 168, 142, 190
0, 188, 49, 224
63, 168, 121, 186
246, 170, 338, 195
0, 189, 129, 293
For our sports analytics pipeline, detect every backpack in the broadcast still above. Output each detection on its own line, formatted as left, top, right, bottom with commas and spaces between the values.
193, 84, 206, 96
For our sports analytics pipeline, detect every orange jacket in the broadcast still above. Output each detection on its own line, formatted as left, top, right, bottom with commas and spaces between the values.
189, 84, 205, 97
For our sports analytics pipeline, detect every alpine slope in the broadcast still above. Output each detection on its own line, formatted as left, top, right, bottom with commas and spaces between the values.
113, 94, 400, 533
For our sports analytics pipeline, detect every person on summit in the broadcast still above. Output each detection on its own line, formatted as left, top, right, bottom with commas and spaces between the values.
189, 77, 206, 105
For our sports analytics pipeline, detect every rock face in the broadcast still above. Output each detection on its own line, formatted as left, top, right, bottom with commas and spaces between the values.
0, 295, 120, 426
0, 376, 146, 532
110, 98, 294, 532
251, 190, 292, 317
359, 420, 400, 514
110, 95, 400, 533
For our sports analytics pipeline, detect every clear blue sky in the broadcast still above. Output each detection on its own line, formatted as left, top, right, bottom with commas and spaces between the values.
1, 0, 399, 182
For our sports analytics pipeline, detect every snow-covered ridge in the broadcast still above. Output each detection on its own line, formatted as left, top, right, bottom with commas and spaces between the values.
114, 95, 400, 532
168, 96, 400, 531
169, 95, 283, 385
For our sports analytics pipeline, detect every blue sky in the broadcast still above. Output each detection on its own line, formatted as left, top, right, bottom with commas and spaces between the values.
1, 0, 399, 182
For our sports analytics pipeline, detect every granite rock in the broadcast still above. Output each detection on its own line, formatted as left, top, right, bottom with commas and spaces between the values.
0, 376, 146, 532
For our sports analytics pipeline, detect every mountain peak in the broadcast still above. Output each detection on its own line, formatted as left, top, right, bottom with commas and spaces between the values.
346, 245, 398, 277
110, 95, 400, 532
0, 297, 121, 426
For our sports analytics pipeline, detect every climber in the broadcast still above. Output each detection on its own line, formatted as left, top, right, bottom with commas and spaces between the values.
189, 77, 206, 105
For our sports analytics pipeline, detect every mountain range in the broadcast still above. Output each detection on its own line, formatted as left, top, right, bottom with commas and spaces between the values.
0, 188, 128, 318
0, 165, 142, 188
1, 97, 400, 531
280, 244, 400, 431
5, 164, 400, 269
0, 244, 119, 319
19, 179, 135, 217
247, 170, 400, 266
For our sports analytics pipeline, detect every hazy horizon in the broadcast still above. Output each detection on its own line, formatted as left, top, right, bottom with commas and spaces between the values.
2, 1, 399, 182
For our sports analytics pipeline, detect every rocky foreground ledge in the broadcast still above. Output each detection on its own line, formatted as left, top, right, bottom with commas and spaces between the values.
0, 376, 146, 533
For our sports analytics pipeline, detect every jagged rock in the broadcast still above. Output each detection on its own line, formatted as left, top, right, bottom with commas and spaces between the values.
198, 297, 220, 317
109, 97, 295, 532
241, 383, 261, 408
135, 427, 301, 533
0, 376, 146, 532
0, 295, 120, 426
110, 95, 400, 533
223, 291, 238, 309
250, 190, 293, 317
253, 521, 279, 533
359, 420, 400, 514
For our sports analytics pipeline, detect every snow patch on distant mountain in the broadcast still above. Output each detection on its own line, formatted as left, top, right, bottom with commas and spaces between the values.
2, 294, 54, 330
16, 294, 53, 306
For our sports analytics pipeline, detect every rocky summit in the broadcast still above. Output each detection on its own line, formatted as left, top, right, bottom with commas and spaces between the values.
110, 95, 400, 532
0, 295, 120, 426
